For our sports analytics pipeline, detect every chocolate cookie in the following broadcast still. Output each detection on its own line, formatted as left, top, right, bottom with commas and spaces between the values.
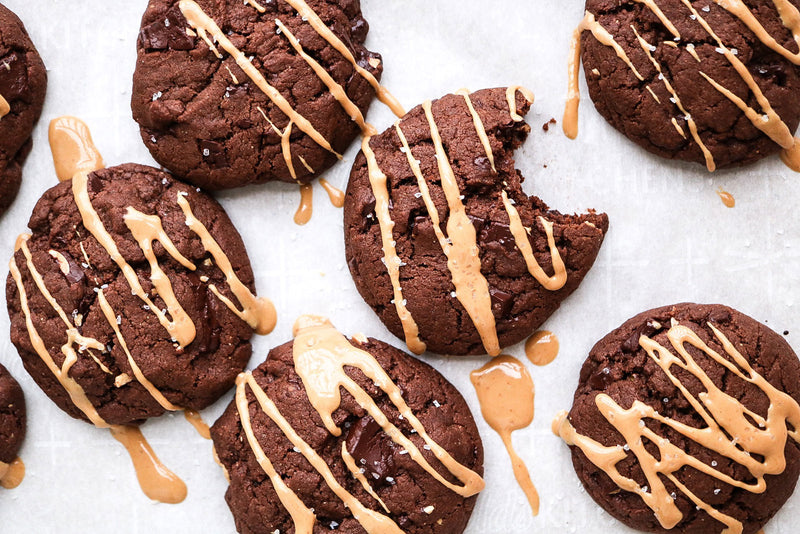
132, 0, 387, 190
211, 315, 485, 534
344, 87, 609, 357
554, 303, 800, 534
6, 163, 276, 426
566, 0, 800, 170
0, 363, 25, 465
0, 4, 47, 214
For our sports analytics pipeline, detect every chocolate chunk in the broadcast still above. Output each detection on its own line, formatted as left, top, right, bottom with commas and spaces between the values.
346, 416, 397, 482
137, 7, 195, 51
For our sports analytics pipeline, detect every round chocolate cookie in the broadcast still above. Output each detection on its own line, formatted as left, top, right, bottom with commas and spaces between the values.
211, 316, 484, 534
0, 4, 47, 215
344, 88, 609, 356
574, 0, 800, 170
132, 0, 384, 190
555, 303, 800, 534
0, 363, 25, 464
6, 163, 273, 426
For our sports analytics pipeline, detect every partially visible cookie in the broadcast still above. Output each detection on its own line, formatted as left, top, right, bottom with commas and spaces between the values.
211, 315, 485, 534
6, 163, 274, 427
0, 363, 25, 465
0, 4, 47, 214
344, 87, 609, 356
554, 303, 800, 534
569, 0, 800, 170
132, 0, 385, 190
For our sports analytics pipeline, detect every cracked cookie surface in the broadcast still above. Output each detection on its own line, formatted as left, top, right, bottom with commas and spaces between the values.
0, 364, 25, 464
6, 164, 257, 425
132, 0, 383, 190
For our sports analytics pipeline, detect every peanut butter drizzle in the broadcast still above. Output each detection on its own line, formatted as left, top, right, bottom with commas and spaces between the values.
237, 372, 402, 534
471, 355, 539, 515
717, 188, 736, 208
274, 18, 376, 136
0, 94, 9, 119
176, 194, 277, 335
501, 192, 567, 291
274, 0, 405, 117
178, 0, 341, 157
422, 100, 499, 356
0, 457, 25, 489
780, 137, 800, 170
361, 135, 426, 355
567, 1, 800, 170
9, 235, 108, 427
506, 86, 536, 123
293, 315, 484, 495
123, 207, 197, 342
320, 178, 345, 208
553, 320, 800, 532
184, 409, 211, 439
96, 289, 180, 412
49, 250, 71, 275
294, 183, 313, 225
48, 117, 105, 182
258, 107, 300, 182
564, 11, 644, 139
73, 172, 196, 348
632, 27, 717, 171
525, 330, 559, 366
110, 425, 187, 504
457, 88, 497, 172
340, 442, 391, 514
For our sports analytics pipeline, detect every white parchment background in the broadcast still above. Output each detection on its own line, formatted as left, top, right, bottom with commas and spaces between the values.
1, 1, 799, 532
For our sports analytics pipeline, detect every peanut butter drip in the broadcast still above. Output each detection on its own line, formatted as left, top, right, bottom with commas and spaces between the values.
0, 94, 9, 119
525, 330, 559, 366
471, 355, 539, 515
0, 457, 25, 489
366, 90, 563, 356
501, 193, 567, 291
565, 1, 800, 170
177, 194, 277, 335
48, 117, 105, 182
320, 178, 345, 208
422, 100, 499, 355
553, 320, 800, 532
110, 425, 187, 504
717, 188, 736, 208
294, 183, 313, 225
9, 235, 109, 427
184, 409, 211, 439
362, 135, 426, 355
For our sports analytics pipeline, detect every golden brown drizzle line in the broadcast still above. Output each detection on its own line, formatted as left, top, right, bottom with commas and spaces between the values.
0, 457, 25, 489
178, 0, 404, 185
0, 94, 10, 119
553, 319, 800, 533
565, 2, 800, 171
365, 89, 566, 356
12, 117, 274, 428
234, 316, 484, 534
471, 355, 539, 515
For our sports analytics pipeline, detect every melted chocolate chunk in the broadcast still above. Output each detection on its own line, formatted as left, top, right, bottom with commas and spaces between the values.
138, 7, 195, 51
620, 320, 662, 353
490, 288, 513, 317
346, 415, 397, 482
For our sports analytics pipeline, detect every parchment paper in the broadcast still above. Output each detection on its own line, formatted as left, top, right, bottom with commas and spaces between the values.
1, 1, 799, 532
